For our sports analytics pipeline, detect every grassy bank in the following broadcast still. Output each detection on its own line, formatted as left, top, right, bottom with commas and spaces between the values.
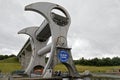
54, 64, 120, 73
0, 63, 21, 73
76, 65, 120, 73
0, 57, 120, 73
0, 57, 21, 73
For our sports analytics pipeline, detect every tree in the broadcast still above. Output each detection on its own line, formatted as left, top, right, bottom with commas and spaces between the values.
112, 57, 120, 66
74, 57, 120, 66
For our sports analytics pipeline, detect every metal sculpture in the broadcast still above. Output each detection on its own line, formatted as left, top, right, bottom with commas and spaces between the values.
18, 2, 80, 78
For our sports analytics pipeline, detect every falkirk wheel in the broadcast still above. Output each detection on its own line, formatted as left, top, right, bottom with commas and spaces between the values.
18, 2, 80, 78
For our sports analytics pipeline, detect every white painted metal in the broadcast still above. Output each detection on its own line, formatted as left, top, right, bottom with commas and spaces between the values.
37, 43, 51, 56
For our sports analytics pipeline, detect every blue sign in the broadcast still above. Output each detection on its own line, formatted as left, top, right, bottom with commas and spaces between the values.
58, 50, 69, 62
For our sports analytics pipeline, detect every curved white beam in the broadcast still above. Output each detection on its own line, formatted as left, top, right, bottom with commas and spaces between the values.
37, 43, 51, 56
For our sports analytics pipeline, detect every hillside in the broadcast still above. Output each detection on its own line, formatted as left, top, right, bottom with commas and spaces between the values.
0, 57, 21, 73
0, 57, 120, 73
0, 57, 19, 63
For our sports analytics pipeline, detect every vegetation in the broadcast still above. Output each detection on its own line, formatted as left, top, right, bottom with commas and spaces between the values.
76, 65, 120, 73
0, 54, 16, 60
0, 57, 19, 63
54, 64, 120, 73
74, 57, 120, 66
0, 55, 120, 73
0, 63, 21, 73
0, 57, 21, 73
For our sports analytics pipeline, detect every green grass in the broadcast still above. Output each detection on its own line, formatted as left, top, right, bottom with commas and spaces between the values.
0, 58, 120, 73
54, 64, 120, 73
76, 65, 120, 73
0, 57, 19, 63
0, 63, 21, 73
0, 57, 21, 73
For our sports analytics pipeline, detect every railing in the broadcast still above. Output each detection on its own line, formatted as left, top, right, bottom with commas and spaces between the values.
91, 73, 120, 80
82, 73, 120, 80
1, 72, 120, 80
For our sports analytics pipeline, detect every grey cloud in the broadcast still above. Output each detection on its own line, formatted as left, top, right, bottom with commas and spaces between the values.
66, 0, 120, 59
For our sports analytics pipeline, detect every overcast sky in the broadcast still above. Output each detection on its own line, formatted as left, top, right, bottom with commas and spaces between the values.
0, 0, 120, 60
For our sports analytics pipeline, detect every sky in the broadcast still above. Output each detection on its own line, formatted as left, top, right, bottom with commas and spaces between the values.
0, 0, 120, 60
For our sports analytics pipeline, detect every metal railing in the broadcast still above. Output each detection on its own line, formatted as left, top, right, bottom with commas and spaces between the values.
1, 72, 120, 80
81, 73, 120, 80
91, 73, 120, 80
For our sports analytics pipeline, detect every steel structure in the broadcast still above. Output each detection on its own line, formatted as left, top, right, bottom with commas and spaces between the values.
18, 2, 80, 78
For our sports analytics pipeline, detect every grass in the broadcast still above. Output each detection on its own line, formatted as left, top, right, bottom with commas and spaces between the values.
76, 65, 120, 73
54, 64, 120, 73
0, 57, 19, 63
0, 57, 21, 73
0, 63, 21, 73
0, 58, 120, 73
